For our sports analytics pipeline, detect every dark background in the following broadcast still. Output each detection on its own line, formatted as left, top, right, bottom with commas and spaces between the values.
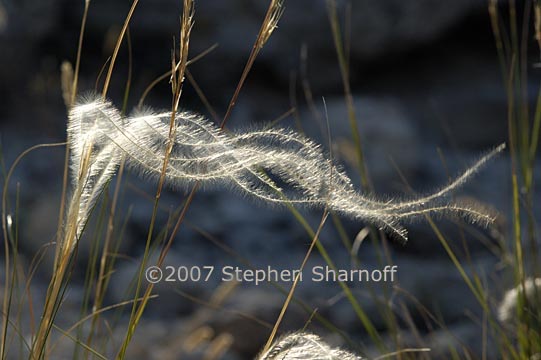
0, 0, 533, 359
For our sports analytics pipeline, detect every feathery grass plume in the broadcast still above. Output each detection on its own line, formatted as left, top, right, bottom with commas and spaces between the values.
28, 97, 125, 359
67, 96, 125, 239
497, 277, 541, 358
67, 96, 504, 241
498, 277, 541, 325
256, 332, 363, 359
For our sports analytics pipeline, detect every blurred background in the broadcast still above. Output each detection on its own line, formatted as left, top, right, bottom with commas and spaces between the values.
0, 0, 532, 359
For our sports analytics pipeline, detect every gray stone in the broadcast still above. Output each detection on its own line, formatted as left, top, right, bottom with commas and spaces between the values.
75, 0, 489, 86
108, 249, 211, 317
301, 95, 421, 194
395, 256, 495, 325
426, 322, 499, 359
209, 287, 308, 357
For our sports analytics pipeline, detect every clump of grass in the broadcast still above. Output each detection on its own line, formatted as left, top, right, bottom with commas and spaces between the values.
498, 277, 541, 327
67, 96, 504, 243
257, 332, 362, 359
488, 0, 541, 358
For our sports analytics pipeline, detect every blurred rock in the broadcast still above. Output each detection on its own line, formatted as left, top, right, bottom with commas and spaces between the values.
108, 249, 212, 317
0, 0, 63, 123
208, 287, 308, 357
395, 255, 496, 326
71, 0, 491, 89
426, 322, 499, 359
301, 96, 421, 193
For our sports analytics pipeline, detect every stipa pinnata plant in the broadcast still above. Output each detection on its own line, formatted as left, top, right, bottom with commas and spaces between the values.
497, 277, 541, 358
68, 96, 504, 243
256, 332, 362, 360
498, 277, 541, 326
